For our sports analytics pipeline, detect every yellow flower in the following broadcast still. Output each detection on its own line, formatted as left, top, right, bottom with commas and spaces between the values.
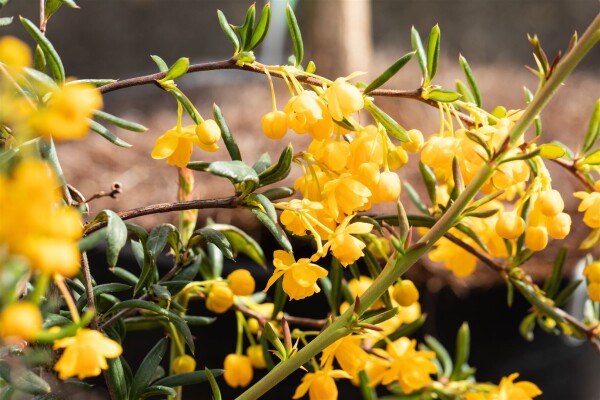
227, 269, 255, 296
152, 124, 218, 168
246, 345, 266, 369
428, 236, 478, 277
293, 364, 351, 400
496, 373, 542, 400
31, 83, 102, 140
321, 335, 368, 377
392, 280, 419, 307
322, 215, 373, 267
0, 36, 32, 68
371, 337, 436, 394
53, 329, 122, 380
535, 189, 564, 216
371, 171, 401, 204
545, 212, 571, 240
223, 354, 253, 388
206, 282, 234, 313
278, 199, 335, 238
294, 168, 330, 202
574, 191, 600, 228
0, 160, 82, 277
420, 135, 458, 183
264, 251, 328, 300
584, 261, 600, 302
0, 302, 43, 341
348, 125, 385, 170
324, 78, 364, 121
285, 91, 333, 140
308, 138, 351, 172
172, 355, 196, 374
322, 173, 371, 220
262, 110, 288, 139
495, 212, 525, 240
401, 129, 424, 153
524, 226, 548, 251
195, 119, 221, 146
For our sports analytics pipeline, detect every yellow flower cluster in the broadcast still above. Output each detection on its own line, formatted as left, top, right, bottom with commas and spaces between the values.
205, 269, 256, 313
583, 261, 600, 302
466, 373, 542, 400
0, 160, 82, 277
151, 120, 221, 167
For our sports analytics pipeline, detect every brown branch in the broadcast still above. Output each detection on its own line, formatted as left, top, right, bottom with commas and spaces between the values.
83, 182, 122, 204
553, 307, 600, 356
234, 302, 327, 330
98, 59, 476, 126
84, 195, 239, 234
552, 158, 597, 192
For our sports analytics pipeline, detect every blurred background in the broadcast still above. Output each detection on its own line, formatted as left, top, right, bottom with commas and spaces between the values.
2, 0, 600, 398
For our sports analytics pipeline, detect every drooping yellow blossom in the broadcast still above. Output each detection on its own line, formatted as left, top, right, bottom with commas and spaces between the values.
524, 225, 548, 252
324, 77, 364, 121
574, 191, 600, 229
172, 354, 197, 374
370, 337, 437, 394
227, 269, 255, 296
246, 344, 266, 369
195, 119, 222, 146
31, 83, 102, 140
53, 329, 123, 380
264, 251, 328, 300
0, 302, 43, 341
420, 135, 459, 183
428, 237, 478, 277
308, 138, 351, 172
348, 125, 386, 170
370, 171, 401, 204
206, 282, 234, 313
322, 173, 371, 220
322, 215, 373, 267
496, 373, 542, 400
278, 199, 335, 238
223, 354, 253, 388
495, 211, 525, 240
401, 129, 424, 153
284, 91, 333, 140
0, 36, 32, 68
321, 335, 369, 377
293, 364, 352, 400
583, 261, 600, 302
152, 124, 219, 168
294, 167, 330, 202
0, 160, 82, 277
262, 110, 288, 139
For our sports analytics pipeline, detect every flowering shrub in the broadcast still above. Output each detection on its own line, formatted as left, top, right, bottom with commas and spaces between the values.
0, 1, 599, 400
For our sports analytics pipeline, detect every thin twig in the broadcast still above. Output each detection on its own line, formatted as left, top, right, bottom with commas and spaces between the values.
84, 196, 239, 234
234, 303, 327, 330
83, 182, 122, 204
552, 158, 597, 192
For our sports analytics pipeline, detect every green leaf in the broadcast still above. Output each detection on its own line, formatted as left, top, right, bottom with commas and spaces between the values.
423, 89, 461, 103
92, 210, 128, 267
197, 228, 234, 260
169, 89, 201, 125
150, 55, 169, 72
161, 57, 189, 81
519, 313, 536, 342
511, 279, 564, 322
410, 26, 427, 82
131, 338, 169, 400
245, 193, 278, 222
364, 102, 409, 142
217, 10, 240, 53
207, 160, 259, 195
286, 3, 303, 67
154, 369, 224, 387
252, 153, 272, 174
20, 17, 65, 83
554, 279, 583, 307
262, 321, 286, 359
364, 51, 414, 94
78, 227, 108, 252
543, 247, 566, 298
147, 224, 176, 259
76, 283, 131, 310
0, 17, 13, 26
583, 99, 600, 154
248, 3, 271, 51
234, 3, 255, 51
23, 67, 58, 92
455, 79, 475, 104
94, 110, 147, 132
524, 87, 542, 136
66, 78, 117, 87
426, 25, 441, 83
141, 386, 177, 399
361, 307, 398, 326
205, 368, 222, 400
213, 103, 242, 161
252, 209, 292, 252
418, 162, 437, 207
106, 299, 171, 318
89, 120, 132, 148
208, 223, 266, 267
583, 148, 600, 165
184, 315, 216, 326
260, 186, 294, 201
10, 370, 51, 395
258, 144, 293, 187
403, 181, 428, 214
105, 357, 128, 400
44, 0, 78, 21
450, 322, 470, 381
271, 277, 288, 319
458, 55, 482, 107
112, 267, 139, 286
424, 335, 452, 378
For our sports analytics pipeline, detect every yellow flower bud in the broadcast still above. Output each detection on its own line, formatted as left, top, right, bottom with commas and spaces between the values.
584, 262, 600, 282
325, 77, 364, 121
0, 36, 32, 68
195, 119, 221, 146
536, 190, 564, 216
172, 355, 196, 374
246, 345, 266, 369
223, 354, 253, 388
0, 302, 42, 341
495, 212, 525, 240
587, 282, 600, 302
227, 269, 255, 296
525, 226, 548, 251
372, 171, 401, 203
205, 283, 234, 314
388, 146, 409, 170
261, 110, 288, 139
401, 129, 424, 153
545, 212, 571, 240
392, 280, 420, 307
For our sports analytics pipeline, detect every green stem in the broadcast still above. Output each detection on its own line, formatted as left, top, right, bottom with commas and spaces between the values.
236, 13, 600, 400
29, 273, 50, 306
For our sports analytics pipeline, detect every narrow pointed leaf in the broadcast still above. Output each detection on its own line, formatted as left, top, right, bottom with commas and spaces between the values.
455, 79, 475, 104
411, 26, 427, 81
67, 78, 116, 87
147, 224, 176, 259
582, 148, 600, 165
286, 3, 303, 67
419, 162, 437, 207
543, 247, 566, 299
154, 370, 224, 387
0, 17, 13, 26
364, 51, 414, 94
209, 223, 266, 267
450, 322, 470, 380
170, 89, 201, 124
424, 89, 461, 103
236, 3, 256, 50
20, 17, 64, 82
213, 103, 242, 161
459, 55, 482, 107
583, 99, 600, 154
403, 181, 428, 214
260, 187, 294, 201
217, 10, 240, 52
163, 57, 189, 81
197, 228, 234, 260
141, 386, 177, 398
94, 111, 147, 132
252, 209, 292, 252
131, 338, 169, 400
89, 120, 132, 148
258, 144, 293, 186
365, 103, 409, 142
252, 153, 272, 174
150, 55, 169, 72
426, 25, 441, 82
424, 335, 452, 377
248, 3, 271, 50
